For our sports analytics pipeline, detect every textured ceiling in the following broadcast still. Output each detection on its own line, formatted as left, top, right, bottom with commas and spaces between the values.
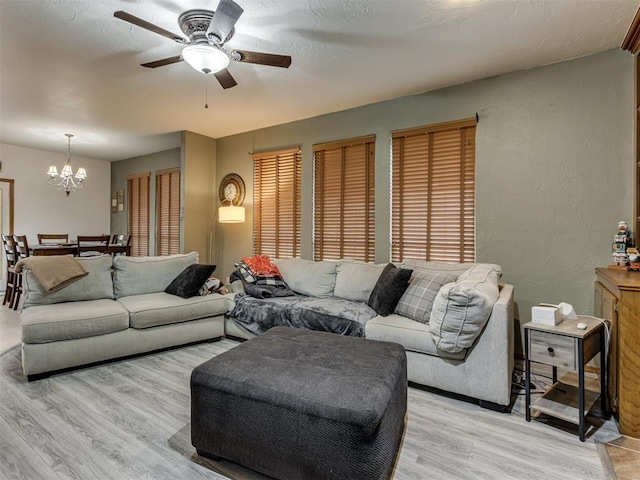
0, 0, 637, 161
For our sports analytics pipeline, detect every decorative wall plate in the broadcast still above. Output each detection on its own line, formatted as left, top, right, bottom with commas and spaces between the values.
219, 173, 246, 206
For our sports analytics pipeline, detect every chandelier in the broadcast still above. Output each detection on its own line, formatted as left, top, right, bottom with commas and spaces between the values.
47, 133, 87, 196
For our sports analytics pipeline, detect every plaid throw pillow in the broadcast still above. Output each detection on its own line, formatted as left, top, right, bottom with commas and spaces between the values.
395, 270, 459, 323
234, 262, 288, 287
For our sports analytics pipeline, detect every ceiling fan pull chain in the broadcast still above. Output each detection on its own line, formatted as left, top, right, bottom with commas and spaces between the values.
205, 76, 209, 109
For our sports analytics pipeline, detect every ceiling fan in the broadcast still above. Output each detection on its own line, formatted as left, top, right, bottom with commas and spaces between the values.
114, 0, 292, 89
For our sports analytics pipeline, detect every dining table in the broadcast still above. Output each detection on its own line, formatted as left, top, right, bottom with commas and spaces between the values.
30, 243, 131, 257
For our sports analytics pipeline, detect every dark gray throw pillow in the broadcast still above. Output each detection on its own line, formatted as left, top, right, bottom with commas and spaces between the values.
165, 264, 216, 298
367, 264, 413, 316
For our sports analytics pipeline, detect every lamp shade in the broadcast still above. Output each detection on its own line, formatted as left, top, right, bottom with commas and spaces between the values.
218, 205, 245, 223
182, 45, 230, 74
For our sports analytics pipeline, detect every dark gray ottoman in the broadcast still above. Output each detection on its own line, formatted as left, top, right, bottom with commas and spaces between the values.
191, 326, 407, 480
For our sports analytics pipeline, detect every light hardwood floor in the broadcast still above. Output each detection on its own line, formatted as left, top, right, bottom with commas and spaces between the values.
0, 304, 21, 353
0, 303, 635, 479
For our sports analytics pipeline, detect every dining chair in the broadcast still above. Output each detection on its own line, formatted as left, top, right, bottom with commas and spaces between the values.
11, 235, 30, 310
109, 234, 132, 256
1, 234, 18, 308
76, 235, 110, 257
37, 233, 69, 245
110, 234, 132, 246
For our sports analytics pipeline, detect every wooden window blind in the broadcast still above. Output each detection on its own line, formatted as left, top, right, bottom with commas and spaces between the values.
156, 168, 181, 256
313, 135, 375, 262
127, 172, 150, 257
391, 117, 476, 263
252, 147, 301, 258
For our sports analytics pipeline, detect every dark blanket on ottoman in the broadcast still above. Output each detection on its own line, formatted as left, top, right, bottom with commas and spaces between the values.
191, 326, 407, 480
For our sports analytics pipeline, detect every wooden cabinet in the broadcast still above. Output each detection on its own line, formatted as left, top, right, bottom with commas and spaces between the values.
595, 268, 640, 438
594, 279, 619, 413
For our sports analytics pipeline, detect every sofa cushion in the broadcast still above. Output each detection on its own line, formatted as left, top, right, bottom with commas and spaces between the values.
429, 264, 501, 353
113, 252, 198, 298
367, 264, 413, 316
165, 264, 216, 298
22, 255, 114, 308
118, 292, 229, 329
365, 314, 466, 361
21, 299, 129, 343
395, 269, 459, 324
334, 260, 386, 303
274, 258, 337, 298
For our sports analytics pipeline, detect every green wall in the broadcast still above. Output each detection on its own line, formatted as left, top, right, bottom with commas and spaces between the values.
215, 49, 634, 343
110, 148, 181, 255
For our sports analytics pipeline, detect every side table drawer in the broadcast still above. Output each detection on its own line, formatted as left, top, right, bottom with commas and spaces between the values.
529, 330, 576, 369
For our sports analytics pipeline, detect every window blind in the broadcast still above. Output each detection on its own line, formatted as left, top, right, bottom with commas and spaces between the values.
391, 117, 476, 263
252, 147, 301, 258
127, 172, 150, 257
156, 168, 181, 256
313, 135, 375, 262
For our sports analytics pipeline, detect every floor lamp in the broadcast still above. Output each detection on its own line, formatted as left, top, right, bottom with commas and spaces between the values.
209, 173, 246, 264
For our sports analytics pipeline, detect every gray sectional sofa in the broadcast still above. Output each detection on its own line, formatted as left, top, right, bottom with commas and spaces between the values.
19, 252, 514, 410
226, 258, 515, 409
19, 252, 231, 378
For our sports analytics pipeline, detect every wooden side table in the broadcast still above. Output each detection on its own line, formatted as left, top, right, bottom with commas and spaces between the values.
524, 315, 607, 441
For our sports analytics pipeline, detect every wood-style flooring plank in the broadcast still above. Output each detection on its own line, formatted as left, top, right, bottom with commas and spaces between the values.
0, 381, 127, 479
0, 415, 56, 480
0, 339, 611, 480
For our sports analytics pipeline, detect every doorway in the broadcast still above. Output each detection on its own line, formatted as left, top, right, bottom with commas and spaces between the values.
0, 178, 15, 291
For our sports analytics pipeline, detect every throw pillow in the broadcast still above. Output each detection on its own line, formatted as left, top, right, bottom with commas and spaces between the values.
165, 264, 216, 298
395, 270, 459, 324
429, 264, 501, 353
367, 264, 413, 316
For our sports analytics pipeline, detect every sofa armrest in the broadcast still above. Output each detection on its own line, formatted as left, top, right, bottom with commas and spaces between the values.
223, 292, 238, 313
461, 283, 515, 404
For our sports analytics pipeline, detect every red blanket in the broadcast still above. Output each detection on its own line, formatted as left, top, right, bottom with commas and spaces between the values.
242, 254, 282, 277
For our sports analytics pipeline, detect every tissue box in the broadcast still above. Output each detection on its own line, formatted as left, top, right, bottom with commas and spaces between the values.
531, 306, 561, 326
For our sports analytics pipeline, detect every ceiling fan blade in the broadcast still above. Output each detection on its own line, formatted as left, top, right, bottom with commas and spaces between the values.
141, 55, 184, 68
114, 11, 188, 44
231, 50, 292, 68
206, 0, 244, 44
214, 69, 238, 89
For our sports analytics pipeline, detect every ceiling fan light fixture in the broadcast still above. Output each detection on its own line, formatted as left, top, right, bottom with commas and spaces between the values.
182, 45, 229, 74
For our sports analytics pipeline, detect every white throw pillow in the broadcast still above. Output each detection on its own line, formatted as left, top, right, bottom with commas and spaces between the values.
334, 260, 387, 303
429, 264, 502, 353
274, 258, 337, 297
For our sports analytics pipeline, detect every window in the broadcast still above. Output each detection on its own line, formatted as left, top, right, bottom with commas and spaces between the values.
127, 172, 150, 256
156, 168, 181, 256
313, 135, 375, 262
391, 117, 476, 263
252, 148, 301, 258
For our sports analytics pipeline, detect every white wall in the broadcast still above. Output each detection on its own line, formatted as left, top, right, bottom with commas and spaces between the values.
0, 142, 111, 246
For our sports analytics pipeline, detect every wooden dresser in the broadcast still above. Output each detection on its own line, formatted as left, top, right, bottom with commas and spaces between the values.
594, 267, 640, 438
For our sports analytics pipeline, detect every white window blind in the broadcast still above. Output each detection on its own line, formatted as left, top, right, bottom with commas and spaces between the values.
127, 172, 150, 257
391, 117, 476, 263
252, 147, 301, 258
156, 168, 181, 256
313, 135, 375, 262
